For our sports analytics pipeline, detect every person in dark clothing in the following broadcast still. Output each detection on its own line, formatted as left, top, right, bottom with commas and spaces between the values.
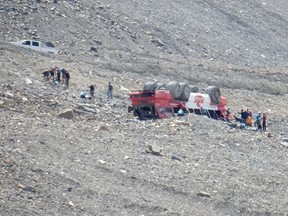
65, 72, 70, 86
239, 109, 244, 118
59, 68, 70, 86
255, 113, 262, 131
247, 109, 252, 117
107, 82, 113, 99
43, 66, 57, 80
60, 68, 68, 84
262, 113, 267, 131
56, 69, 61, 82
224, 109, 231, 122
238, 109, 248, 124
243, 110, 248, 122
42, 70, 50, 80
89, 85, 95, 98
49, 71, 54, 80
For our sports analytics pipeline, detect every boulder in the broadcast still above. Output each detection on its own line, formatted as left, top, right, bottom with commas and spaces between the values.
146, 145, 162, 156
58, 109, 75, 120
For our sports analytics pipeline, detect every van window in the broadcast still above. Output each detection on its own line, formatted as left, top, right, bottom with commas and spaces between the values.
22, 41, 31, 45
32, 41, 39, 46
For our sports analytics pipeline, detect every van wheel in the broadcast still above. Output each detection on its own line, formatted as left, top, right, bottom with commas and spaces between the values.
166, 81, 181, 100
205, 86, 221, 104
143, 82, 157, 90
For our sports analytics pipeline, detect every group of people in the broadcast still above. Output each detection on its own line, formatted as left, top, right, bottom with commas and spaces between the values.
43, 67, 114, 100
42, 66, 70, 87
235, 109, 267, 131
80, 82, 113, 100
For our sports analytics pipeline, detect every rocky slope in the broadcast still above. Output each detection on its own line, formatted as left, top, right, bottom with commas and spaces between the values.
1, 0, 288, 215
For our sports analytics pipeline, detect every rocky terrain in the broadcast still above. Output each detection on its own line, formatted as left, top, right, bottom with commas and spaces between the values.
1, 0, 288, 215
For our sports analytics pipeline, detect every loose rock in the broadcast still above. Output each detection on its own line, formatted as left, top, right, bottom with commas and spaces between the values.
197, 191, 211, 198
58, 109, 75, 120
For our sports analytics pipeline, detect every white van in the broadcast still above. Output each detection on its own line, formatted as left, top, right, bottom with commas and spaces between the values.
10, 40, 60, 54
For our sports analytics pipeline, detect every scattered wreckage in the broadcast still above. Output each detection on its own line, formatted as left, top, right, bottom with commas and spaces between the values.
10, 39, 61, 54
129, 81, 228, 120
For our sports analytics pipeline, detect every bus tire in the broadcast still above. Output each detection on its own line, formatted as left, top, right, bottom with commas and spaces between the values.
205, 86, 221, 104
179, 83, 190, 101
143, 81, 157, 90
166, 81, 181, 100
155, 83, 167, 90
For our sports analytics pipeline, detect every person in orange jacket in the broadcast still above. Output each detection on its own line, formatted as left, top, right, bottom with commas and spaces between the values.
246, 115, 252, 126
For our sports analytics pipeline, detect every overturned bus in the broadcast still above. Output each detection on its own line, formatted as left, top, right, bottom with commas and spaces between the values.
128, 82, 228, 120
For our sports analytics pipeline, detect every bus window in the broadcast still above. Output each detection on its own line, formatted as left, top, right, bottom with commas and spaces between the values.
32, 41, 39, 46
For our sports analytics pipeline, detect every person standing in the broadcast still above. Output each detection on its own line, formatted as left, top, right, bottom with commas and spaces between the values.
59, 68, 70, 87
246, 115, 252, 126
255, 113, 262, 131
65, 71, 70, 87
107, 82, 113, 99
225, 108, 232, 122
238, 109, 248, 124
262, 113, 267, 131
89, 85, 95, 98
247, 109, 252, 118
56, 68, 61, 83
60, 68, 68, 84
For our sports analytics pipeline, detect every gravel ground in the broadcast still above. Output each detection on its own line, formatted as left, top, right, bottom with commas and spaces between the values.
1, 0, 288, 215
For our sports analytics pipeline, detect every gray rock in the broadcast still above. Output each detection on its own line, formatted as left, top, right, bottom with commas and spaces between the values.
146, 145, 162, 156
197, 191, 211, 198
171, 155, 181, 161
58, 109, 75, 120
24, 186, 36, 193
